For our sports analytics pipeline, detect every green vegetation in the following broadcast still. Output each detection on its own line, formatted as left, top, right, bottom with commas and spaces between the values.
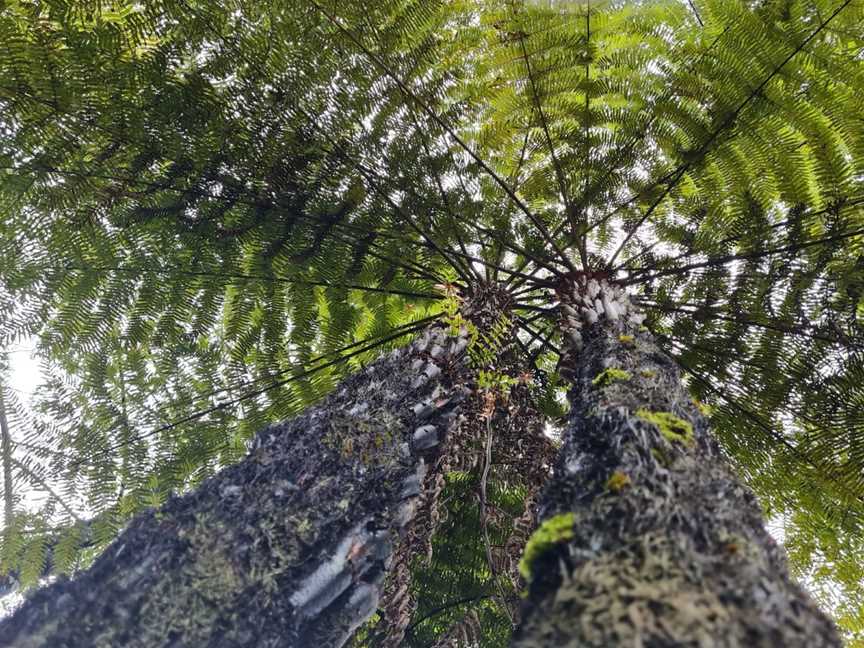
518, 513, 576, 581
636, 409, 696, 446
606, 471, 632, 493
591, 367, 632, 388
0, 0, 862, 641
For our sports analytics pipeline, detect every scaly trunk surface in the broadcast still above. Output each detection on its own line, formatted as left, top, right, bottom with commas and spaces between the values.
0, 286, 517, 647
512, 277, 840, 647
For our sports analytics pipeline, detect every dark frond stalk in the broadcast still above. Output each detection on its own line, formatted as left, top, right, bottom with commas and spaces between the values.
517, 35, 571, 213
638, 299, 861, 348
63, 264, 441, 300
10, 458, 81, 523
510, 109, 534, 192
623, 223, 864, 285
659, 334, 860, 444
570, 25, 732, 245
512, 290, 549, 302
513, 303, 554, 313
687, 0, 704, 27
198, 317, 435, 410
615, 194, 864, 273
670, 355, 864, 508
1, 158, 447, 285
575, 0, 592, 269
63, 317, 438, 472
276, 213, 441, 284
504, 228, 571, 291
513, 295, 840, 646
517, 320, 561, 358
405, 108, 483, 283
473, 225, 567, 279
326, 228, 444, 284
446, 250, 544, 285
352, 167, 473, 284
290, 108, 473, 285
3, 439, 66, 461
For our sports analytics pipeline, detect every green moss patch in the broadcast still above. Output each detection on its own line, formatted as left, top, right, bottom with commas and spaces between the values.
591, 367, 631, 388
606, 470, 631, 493
692, 399, 715, 417
636, 409, 694, 446
518, 513, 575, 580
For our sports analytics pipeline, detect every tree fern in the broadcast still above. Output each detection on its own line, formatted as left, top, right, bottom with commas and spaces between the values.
1, 0, 863, 642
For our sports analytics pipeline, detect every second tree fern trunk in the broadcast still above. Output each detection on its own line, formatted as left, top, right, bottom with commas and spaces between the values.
513, 307, 840, 646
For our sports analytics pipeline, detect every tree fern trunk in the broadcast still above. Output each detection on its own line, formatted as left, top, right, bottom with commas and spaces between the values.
0, 321, 481, 647
512, 297, 840, 646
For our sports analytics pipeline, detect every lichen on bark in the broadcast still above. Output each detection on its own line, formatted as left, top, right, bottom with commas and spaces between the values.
517, 513, 575, 581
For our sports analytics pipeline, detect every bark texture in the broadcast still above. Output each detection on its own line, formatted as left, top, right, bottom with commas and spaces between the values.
0, 318, 486, 647
513, 291, 840, 646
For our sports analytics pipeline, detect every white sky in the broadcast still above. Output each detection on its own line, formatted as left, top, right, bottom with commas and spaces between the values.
5, 342, 41, 404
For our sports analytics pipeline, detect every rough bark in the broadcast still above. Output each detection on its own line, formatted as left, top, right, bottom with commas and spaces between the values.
0, 315, 490, 647
512, 280, 840, 646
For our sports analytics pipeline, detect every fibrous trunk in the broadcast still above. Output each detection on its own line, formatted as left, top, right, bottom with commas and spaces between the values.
513, 276, 840, 647
0, 285, 523, 647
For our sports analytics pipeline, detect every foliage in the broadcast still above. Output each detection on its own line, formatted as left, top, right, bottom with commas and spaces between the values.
400, 471, 526, 648
0, 0, 863, 641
